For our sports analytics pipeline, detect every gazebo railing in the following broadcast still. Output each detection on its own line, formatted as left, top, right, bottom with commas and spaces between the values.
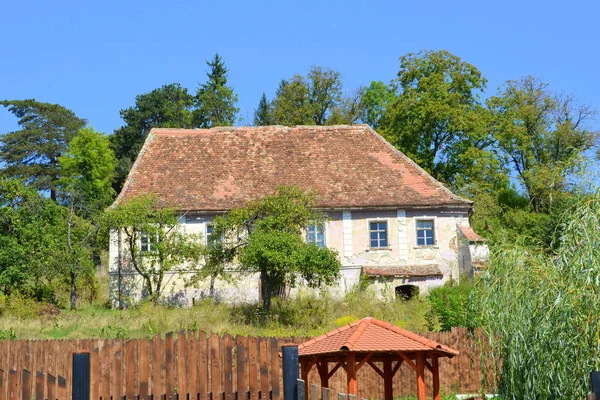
297, 380, 362, 400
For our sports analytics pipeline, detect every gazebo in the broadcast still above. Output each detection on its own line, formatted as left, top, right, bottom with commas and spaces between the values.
297, 317, 459, 400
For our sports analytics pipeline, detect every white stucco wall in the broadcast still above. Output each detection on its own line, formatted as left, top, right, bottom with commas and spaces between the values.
108, 207, 472, 305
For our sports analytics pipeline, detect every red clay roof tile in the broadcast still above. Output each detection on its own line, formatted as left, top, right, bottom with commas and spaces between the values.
298, 317, 459, 357
114, 125, 472, 211
362, 264, 443, 277
458, 225, 487, 242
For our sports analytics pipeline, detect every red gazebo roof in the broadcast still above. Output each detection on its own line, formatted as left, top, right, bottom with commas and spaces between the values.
298, 317, 459, 357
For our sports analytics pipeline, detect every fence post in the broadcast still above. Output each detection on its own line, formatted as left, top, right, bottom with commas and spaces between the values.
72, 353, 90, 400
282, 346, 299, 400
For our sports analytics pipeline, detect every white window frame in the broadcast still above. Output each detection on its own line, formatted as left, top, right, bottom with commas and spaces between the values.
139, 231, 158, 253
368, 218, 390, 249
306, 222, 327, 248
415, 218, 436, 246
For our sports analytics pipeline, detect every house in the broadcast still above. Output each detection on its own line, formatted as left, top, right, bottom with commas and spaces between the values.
109, 125, 486, 305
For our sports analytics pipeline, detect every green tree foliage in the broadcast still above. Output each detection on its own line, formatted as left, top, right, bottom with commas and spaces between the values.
359, 81, 397, 129
103, 196, 204, 305
194, 53, 239, 128
0, 100, 86, 201
202, 186, 341, 312
0, 179, 64, 298
476, 192, 600, 398
253, 93, 273, 126
270, 66, 345, 126
381, 50, 489, 183
487, 75, 598, 212
110, 83, 194, 190
58, 127, 117, 216
58, 127, 117, 309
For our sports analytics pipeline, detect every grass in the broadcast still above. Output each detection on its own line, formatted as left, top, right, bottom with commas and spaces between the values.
0, 283, 432, 340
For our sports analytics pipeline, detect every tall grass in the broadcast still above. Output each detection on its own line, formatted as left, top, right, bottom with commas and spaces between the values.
476, 191, 600, 398
0, 284, 431, 340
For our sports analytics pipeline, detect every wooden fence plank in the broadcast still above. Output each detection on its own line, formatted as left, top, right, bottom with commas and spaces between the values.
258, 338, 269, 400
90, 342, 99, 400
139, 337, 150, 399
236, 336, 248, 394
270, 339, 280, 400
186, 331, 197, 396
152, 334, 162, 396
210, 334, 221, 395
113, 340, 123, 398
21, 370, 31, 400
7, 370, 16, 400
248, 337, 258, 400
126, 340, 136, 399
178, 331, 187, 397
34, 371, 43, 400
223, 335, 233, 394
46, 374, 55, 400
165, 332, 175, 398
57, 375, 66, 400
198, 332, 208, 399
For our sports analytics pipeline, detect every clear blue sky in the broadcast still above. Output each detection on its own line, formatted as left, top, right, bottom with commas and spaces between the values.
1, 0, 599, 137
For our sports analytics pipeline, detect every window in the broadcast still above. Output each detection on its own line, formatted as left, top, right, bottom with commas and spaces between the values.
206, 224, 215, 245
416, 220, 435, 246
306, 223, 326, 248
140, 232, 156, 252
369, 221, 388, 248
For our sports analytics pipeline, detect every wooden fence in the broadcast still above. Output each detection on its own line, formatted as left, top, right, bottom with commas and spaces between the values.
0, 328, 491, 400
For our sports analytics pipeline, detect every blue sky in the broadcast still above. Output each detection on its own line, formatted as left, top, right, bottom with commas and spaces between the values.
1, 0, 599, 139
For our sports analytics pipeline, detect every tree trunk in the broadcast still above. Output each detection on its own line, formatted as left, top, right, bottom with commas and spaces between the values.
70, 271, 77, 310
261, 271, 272, 313
209, 273, 217, 300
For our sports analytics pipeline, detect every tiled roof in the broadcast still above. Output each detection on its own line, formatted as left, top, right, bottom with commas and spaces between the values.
298, 317, 459, 357
362, 264, 443, 277
458, 225, 487, 242
114, 125, 472, 211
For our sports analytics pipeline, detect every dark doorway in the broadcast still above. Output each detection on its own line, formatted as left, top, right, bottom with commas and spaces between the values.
395, 285, 419, 300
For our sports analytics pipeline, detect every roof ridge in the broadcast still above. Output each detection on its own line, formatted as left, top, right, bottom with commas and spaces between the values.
341, 317, 372, 350
150, 124, 369, 136
297, 321, 358, 350
370, 319, 459, 356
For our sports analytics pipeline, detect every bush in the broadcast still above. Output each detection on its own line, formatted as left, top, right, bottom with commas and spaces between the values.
426, 280, 479, 332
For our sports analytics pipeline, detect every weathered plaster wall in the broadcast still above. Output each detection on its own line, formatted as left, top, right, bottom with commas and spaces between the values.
109, 207, 472, 305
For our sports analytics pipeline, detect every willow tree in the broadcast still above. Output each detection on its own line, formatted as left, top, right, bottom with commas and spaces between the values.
476, 192, 600, 398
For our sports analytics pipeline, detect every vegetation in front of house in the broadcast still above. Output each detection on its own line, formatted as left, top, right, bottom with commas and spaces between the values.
0, 282, 431, 340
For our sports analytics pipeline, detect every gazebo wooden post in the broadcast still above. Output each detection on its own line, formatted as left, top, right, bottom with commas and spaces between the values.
432, 354, 440, 400
317, 360, 329, 388
346, 352, 357, 396
300, 358, 310, 400
383, 359, 393, 400
416, 353, 426, 400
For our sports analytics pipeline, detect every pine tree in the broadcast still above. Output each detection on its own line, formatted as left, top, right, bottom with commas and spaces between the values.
0, 99, 86, 201
253, 93, 273, 126
194, 53, 239, 128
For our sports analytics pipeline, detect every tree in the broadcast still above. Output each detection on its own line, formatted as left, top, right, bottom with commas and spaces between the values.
58, 127, 117, 309
359, 81, 397, 129
271, 77, 313, 125
0, 179, 65, 298
253, 93, 273, 126
0, 100, 86, 201
202, 186, 341, 312
194, 53, 239, 128
110, 83, 194, 191
476, 192, 600, 398
103, 196, 204, 305
270, 66, 345, 126
380, 50, 489, 183
487, 76, 598, 212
